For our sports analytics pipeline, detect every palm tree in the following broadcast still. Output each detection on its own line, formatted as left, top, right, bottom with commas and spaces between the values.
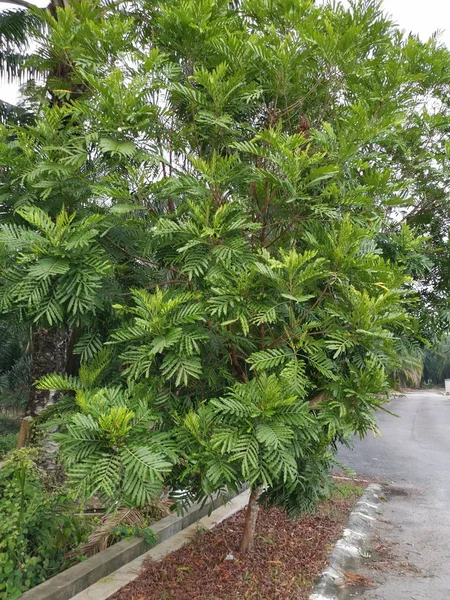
0, 0, 80, 121
0, 0, 84, 423
0, 0, 128, 121
0, 3, 44, 121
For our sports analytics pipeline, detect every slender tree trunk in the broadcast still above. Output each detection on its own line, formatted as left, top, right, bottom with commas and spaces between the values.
65, 327, 80, 376
239, 485, 264, 553
19, 328, 71, 473
16, 416, 33, 449
26, 327, 70, 416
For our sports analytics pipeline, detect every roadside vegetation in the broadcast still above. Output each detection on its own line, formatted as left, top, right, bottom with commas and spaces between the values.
0, 0, 449, 597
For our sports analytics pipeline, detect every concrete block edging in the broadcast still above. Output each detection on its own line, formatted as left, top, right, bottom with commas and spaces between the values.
309, 483, 384, 600
21, 489, 245, 600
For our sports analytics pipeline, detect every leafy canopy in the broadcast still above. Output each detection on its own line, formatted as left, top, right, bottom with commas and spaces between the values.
1, 0, 449, 515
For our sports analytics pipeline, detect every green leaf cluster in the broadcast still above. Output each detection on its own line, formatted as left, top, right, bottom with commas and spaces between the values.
1, 0, 449, 522
0, 449, 88, 600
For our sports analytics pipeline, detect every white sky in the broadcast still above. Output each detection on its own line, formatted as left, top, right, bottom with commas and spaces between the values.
383, 0, 450, 43
1, 0, 450, 104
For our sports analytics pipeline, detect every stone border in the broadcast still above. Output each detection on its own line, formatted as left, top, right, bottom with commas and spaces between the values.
22, 489, 246, 600
309, 483, 383, 600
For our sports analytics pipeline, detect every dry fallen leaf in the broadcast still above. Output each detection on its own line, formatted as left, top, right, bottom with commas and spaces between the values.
342, 571, 375, 587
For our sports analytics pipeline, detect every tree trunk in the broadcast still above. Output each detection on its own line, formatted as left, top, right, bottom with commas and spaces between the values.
26, 327, 70, 416
21, 328, 71, 474
16, 416, 33, 449
239, 485, 264, 553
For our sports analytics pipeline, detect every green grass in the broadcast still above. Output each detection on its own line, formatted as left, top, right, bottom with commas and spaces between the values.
332, 481, 365, 500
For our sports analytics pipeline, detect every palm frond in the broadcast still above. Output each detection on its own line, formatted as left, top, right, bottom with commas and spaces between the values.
0, 9, 45, 83
0, 9, 41, 46
0, 49, 30, 81
65, 506, 155, 559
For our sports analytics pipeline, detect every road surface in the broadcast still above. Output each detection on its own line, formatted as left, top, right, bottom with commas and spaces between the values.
337, 391, 450, 599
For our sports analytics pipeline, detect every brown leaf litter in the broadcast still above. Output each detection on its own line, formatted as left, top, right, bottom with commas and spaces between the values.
110, 489, 362, 600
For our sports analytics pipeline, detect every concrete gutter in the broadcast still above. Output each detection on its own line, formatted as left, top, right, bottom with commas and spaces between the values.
72, 490, 251, 600
21, 490, 248, 600
309, 483, 383, 600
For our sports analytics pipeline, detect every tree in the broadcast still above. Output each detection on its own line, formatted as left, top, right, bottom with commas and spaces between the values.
423, 336, 450, 385
2, 0, 450, 552
0, 206, 115, 414
0, 0, 140, 415
0, 5, 44, 122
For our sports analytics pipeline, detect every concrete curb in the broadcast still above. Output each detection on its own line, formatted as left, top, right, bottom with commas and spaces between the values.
22, 489, 246, 600
309, 483, 383, 600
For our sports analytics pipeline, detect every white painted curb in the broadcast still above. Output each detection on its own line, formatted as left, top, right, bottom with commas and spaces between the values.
309, 483, 383, 600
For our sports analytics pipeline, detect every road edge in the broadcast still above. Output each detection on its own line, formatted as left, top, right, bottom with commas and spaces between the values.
309, 483, 383, 600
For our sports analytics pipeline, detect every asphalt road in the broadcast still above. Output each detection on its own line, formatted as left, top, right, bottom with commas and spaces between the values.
337, 391, 450, 599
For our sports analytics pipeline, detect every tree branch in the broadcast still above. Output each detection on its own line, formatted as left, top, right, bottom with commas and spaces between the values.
268, 284, 330, 349
106, 236, 182, 275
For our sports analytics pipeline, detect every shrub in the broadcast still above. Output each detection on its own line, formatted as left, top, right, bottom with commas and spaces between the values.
0, 449, 89, 600
0, 433, 17, 458
0, 415, 21, 437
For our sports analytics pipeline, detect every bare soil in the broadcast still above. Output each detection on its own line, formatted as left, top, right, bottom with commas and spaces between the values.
111, 484, 363, 600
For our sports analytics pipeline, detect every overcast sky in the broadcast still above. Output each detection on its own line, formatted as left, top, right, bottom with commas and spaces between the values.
1, 0, 450, 104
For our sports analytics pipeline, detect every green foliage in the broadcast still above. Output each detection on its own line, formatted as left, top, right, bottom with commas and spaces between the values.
423, 336, 450, 385
1, 0, 450, 547
0, 415, 21, 437
37, 367, 177, 506
0, 449, 88, 600
112, 523, 157, 546
0, 9, 44, 82
0, 7, 46, 124
0, 207, 112, 326
0, 433, 17, 458
175, 374, 318, 501
0, 322, 30, 410
111, 288, 206, 385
